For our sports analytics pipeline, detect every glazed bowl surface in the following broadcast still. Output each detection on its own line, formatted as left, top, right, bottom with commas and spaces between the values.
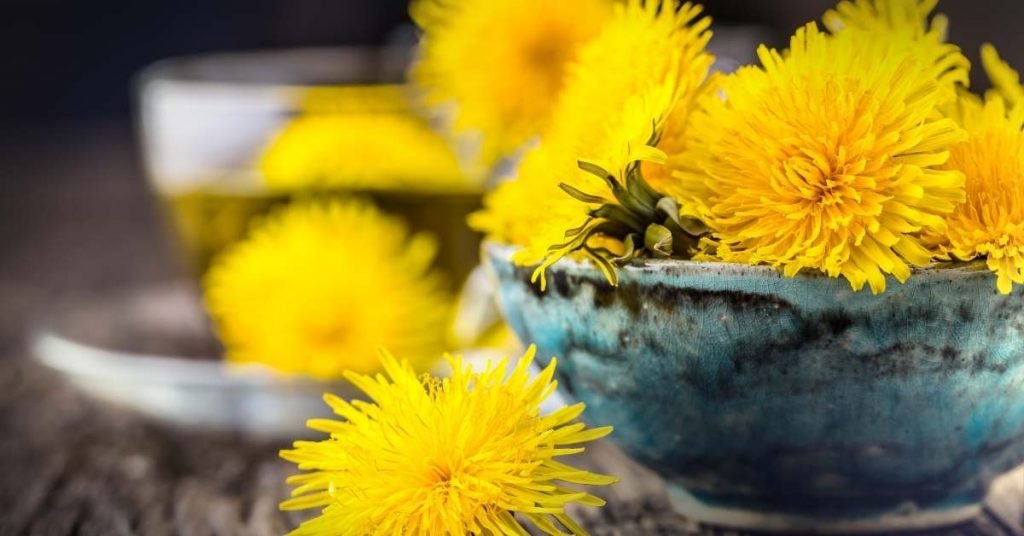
487, 243, 1024, 529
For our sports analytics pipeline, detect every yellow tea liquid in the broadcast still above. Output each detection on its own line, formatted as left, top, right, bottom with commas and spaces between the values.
157, 186, 484, 290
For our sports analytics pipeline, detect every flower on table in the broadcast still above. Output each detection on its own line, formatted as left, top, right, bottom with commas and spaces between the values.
410, 0, 612, 166
280, 345, 616, 535
204, 199, 450, 379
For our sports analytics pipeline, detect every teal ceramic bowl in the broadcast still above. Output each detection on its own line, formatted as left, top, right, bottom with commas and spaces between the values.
486, 243, 1024, 532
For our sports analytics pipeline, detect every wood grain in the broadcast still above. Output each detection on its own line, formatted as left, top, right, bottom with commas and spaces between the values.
1, 357, 1021, 536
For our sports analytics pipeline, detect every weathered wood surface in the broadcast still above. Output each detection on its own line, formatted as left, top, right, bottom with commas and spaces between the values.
1, 124, 1023, 535
1, 356, 1022, 536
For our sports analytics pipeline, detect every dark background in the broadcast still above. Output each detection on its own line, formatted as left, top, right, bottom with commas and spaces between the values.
0, 0, 1022, 350
2, 0, 1022, 124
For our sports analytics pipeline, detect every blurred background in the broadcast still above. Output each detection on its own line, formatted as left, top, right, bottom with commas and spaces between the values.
1, 0, 1022, 354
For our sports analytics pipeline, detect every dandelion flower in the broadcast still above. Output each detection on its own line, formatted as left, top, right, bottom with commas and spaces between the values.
411, 0, 611, 164
821, 0, 968, 95
280, 345, 616, 535
541, 0, 714, 193
823, 0, 948, 37
981, 43, 1024, 108
471, 0, 715, 279
932, 91, 1024, 294
522, 83, 711, 289
261, 111, 470, 194
687, 23, 967, 293
204, 200, 449, 379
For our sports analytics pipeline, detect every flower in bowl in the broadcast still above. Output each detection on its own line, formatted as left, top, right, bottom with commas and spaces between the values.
472, 0, 1024, 530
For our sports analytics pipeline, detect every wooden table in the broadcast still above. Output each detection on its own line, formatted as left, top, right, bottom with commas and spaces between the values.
1, 355, 1023, 536
1, 123, 1023, 535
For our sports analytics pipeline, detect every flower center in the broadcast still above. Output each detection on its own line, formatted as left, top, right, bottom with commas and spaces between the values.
523, 36, 573, 96
304, 320, 352, 348
429, 462, 453, 484
787, 153, 858, 206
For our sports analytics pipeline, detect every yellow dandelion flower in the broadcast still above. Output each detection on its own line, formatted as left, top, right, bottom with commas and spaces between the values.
471, 0, 715, 272
411, 0, 611, 164
687, 23, 967, 294
261, 111, 471, 194
280, 345, 616, 535
522, 83, 708, 289
822, 0, 967, 90
550, 0, 715, 205
933, 92, 1024, 294
823, 0, 948, 37
981, 43, 1024, 108
204, 200, 449, 379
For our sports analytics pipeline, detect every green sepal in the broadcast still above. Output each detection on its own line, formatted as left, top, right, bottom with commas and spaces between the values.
656, 197, 681, 225
614, 234, 638, 265
584, 246, 619, 287
645, 224, 674, 258
577, 160, 622, 196
532, 146, 712, 290
559, 182, 607, 205
626, 164, 661, 207
591, 204, 646, 234
678, 215, 709, 236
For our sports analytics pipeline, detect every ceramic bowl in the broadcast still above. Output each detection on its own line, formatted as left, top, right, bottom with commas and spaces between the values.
486, 243, 1024, 532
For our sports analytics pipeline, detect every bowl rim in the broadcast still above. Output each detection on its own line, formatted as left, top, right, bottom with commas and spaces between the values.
483, 240, 990, 280
134, 46, 411, 92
